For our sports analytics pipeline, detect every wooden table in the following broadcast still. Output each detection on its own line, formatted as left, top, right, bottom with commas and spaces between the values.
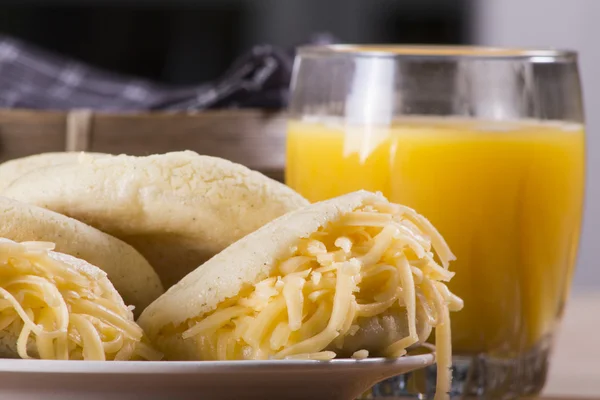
542, 292, 600, 399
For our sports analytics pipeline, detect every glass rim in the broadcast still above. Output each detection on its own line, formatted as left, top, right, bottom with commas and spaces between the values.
296, 44, 578, 62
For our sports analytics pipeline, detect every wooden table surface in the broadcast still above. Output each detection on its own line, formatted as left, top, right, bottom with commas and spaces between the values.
542, 292, 600, 399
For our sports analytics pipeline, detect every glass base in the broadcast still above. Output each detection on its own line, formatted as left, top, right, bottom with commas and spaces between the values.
363, 337, 552, 399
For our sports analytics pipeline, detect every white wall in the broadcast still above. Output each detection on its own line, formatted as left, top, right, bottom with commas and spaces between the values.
475, 0, 600, 290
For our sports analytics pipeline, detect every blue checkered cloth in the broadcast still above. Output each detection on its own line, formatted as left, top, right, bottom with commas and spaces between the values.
0, 33, 335, 111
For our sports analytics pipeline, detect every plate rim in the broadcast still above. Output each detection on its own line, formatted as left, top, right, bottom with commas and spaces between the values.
0, 353, 435, 374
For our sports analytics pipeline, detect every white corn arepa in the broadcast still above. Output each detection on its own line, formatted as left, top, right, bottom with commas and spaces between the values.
0, 152, 106, 192
139, 191, 382, 338
0, 238, 160, 360
1, 151, 310, 288
137, 190, 458, 361
0, 196, 163, 313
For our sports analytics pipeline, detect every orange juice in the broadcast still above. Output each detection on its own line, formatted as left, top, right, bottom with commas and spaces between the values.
286, 118, 585, 355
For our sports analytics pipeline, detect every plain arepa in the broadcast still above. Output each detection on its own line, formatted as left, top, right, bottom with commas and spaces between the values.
137, 190, 462, 371
0, 152, 106, 192
2, 151, 310, 288
0, 196, 163, 313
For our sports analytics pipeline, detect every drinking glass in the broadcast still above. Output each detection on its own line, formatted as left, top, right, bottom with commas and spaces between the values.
285, 45, 585, 398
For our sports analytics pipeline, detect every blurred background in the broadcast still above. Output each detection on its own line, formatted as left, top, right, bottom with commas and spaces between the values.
0, 0, 597, 291
0, 0, 472, 84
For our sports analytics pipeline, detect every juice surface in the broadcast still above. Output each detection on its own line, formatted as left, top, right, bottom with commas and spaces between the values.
286, 117, 585, 354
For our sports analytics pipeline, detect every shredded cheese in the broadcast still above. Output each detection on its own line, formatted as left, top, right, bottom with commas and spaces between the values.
352, 349, 369, 359
282, 275, 305, 331
334, 237, 353, 253
180, 201, 463, 397
0, 240, 162, 361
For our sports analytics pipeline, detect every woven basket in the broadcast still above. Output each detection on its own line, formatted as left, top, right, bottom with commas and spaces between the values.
0, 109, 287, 182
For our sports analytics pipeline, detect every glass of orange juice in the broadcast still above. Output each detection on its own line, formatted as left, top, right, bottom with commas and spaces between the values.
286, 45, 585, 398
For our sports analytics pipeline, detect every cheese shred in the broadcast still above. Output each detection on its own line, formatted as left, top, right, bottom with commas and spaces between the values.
181, 201, 463, 398
0, 239, 162, 361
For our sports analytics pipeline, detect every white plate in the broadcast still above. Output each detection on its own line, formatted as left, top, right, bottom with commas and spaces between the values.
0, 353, 434, 400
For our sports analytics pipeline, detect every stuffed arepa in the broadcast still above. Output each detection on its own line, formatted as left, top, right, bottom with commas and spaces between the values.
0, 151, 106, 192
0, 197, 162, 313
1, 151, 310, 288
0, 239, 161, 361
137, 190, 463, 394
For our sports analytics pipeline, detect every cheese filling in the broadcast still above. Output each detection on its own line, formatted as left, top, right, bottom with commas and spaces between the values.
0, 239, 162, 361
181, 201, 463, 394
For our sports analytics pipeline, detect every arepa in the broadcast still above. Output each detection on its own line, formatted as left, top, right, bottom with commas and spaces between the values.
0, 197, 162, 313
0, 152, 106, 192
0, 238, 161, 361
137, 190, 463, 394
1, 151, 309, 288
